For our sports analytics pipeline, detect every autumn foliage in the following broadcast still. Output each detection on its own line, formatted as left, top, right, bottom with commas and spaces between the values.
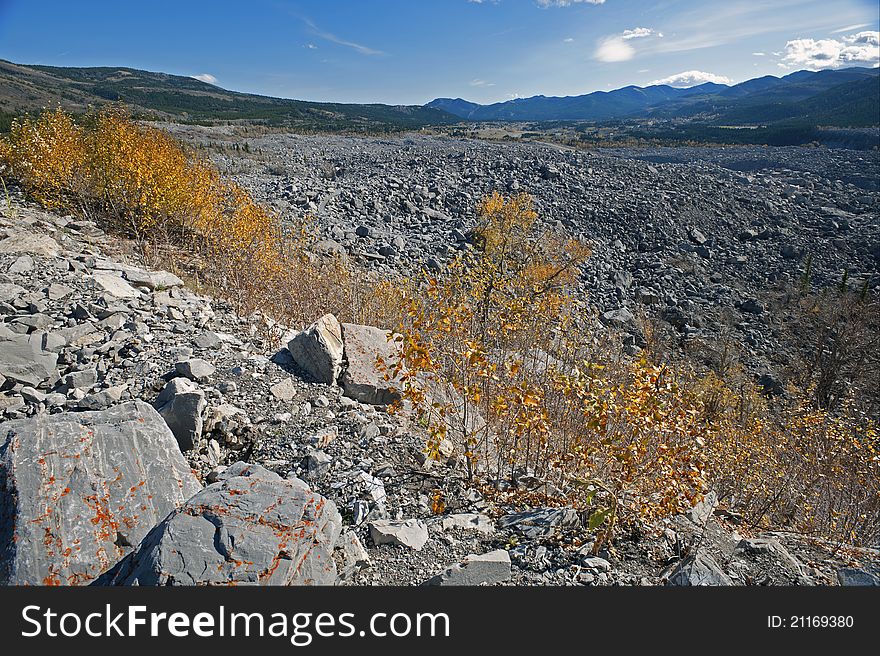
386, 191, 878, 548
0, 106, 349, 325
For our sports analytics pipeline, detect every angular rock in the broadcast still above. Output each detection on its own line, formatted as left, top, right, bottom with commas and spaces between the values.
836, 568, 879, 586
736, 536, 805, 577
499, 507, 580, 539
7, 254, 34, 274
685, 490, 718, 526
369, 519, 429, 551
96, 465, 341, 586
340, 322, 402, 405
270, 377, 298, 402
155, 377, 206, 452
0, 401, 201, 585
303, 449, 332, 479
338, 531, 371, 579
174, 358, 215, 383
441, 513, 495, 535
666, 553, 733, 586
601, 307, 635, 329
424, 549, 511, 586
90, 273, 140, 299
0, 334, 59, 387
0, 230, 61, 257
123, 268, 184, 290
77, 384, 127, 411
287, 314, 344, 385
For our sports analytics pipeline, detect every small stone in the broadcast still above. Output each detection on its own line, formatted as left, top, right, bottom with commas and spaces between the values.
175, 358, 215, 383
310, 426, 338, 448
369, 519, 429, 551
424, 550, 511, 586
270, 377, 298, 402
304, 449, 332, 478
441, 513, 495, 534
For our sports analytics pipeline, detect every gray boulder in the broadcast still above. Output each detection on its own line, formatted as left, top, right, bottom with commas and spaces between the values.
174, 358, 215, 383
90, 273, 140, 299
123, 267, 183, 290
155, 377, 206, 452
837, 568, 879, 586
441, 513, 495, 535
685, 490, 718, 527
666, 553, 734, 586
337, 531, 371, 580
287, 314, 344, 385
340, 322, 402, 405
95, 464, 342, 586
369, 519, 429, 551
0, 229, 61, 257
424, 549, 511, 586
499, 507, 581, 539
0, 401, 201, 585
0, 333, 59, 388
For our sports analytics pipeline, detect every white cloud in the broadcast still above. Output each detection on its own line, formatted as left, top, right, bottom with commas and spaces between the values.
621, 27, 662, 40
470, 78, 496, 87
649, 70, 733, 87
781, 30, 880, 69
830, 23, 871, 34
752, 52, 765, 56
192, 73, 217, 85
536, 0, 605, 7
595, 36, 634, 62
304, 43, 318, 49
304, 18, 384, 56
563, 37, 575, 43
594, 26, 662, 62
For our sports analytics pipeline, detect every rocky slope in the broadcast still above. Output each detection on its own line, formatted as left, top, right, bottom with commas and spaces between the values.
0, 161, 877, 586
180, 129, 880, 382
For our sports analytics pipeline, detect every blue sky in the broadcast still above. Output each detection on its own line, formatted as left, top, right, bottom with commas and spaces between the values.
0, 0, 877, 104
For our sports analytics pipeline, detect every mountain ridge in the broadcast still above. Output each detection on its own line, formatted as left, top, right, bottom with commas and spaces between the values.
0, 59, 459, 132
428, 67, 879, 126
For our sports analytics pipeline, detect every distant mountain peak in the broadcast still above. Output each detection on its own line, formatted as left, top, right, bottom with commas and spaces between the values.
426, 67, 877, 125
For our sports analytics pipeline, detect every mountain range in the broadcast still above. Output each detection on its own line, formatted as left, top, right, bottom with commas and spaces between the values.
0, 58, 877, 133
0, 59, 457, 132
428, 67, 880, 127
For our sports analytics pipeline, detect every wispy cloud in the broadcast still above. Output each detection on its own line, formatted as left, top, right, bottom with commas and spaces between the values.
470, 78, 496, 87
651, 0, 855, 55
304, 18, 385, 56
192, 73, 217, 85
781, 30, 880, 69
649, 70, 732, 87
831, 23, 871, 34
